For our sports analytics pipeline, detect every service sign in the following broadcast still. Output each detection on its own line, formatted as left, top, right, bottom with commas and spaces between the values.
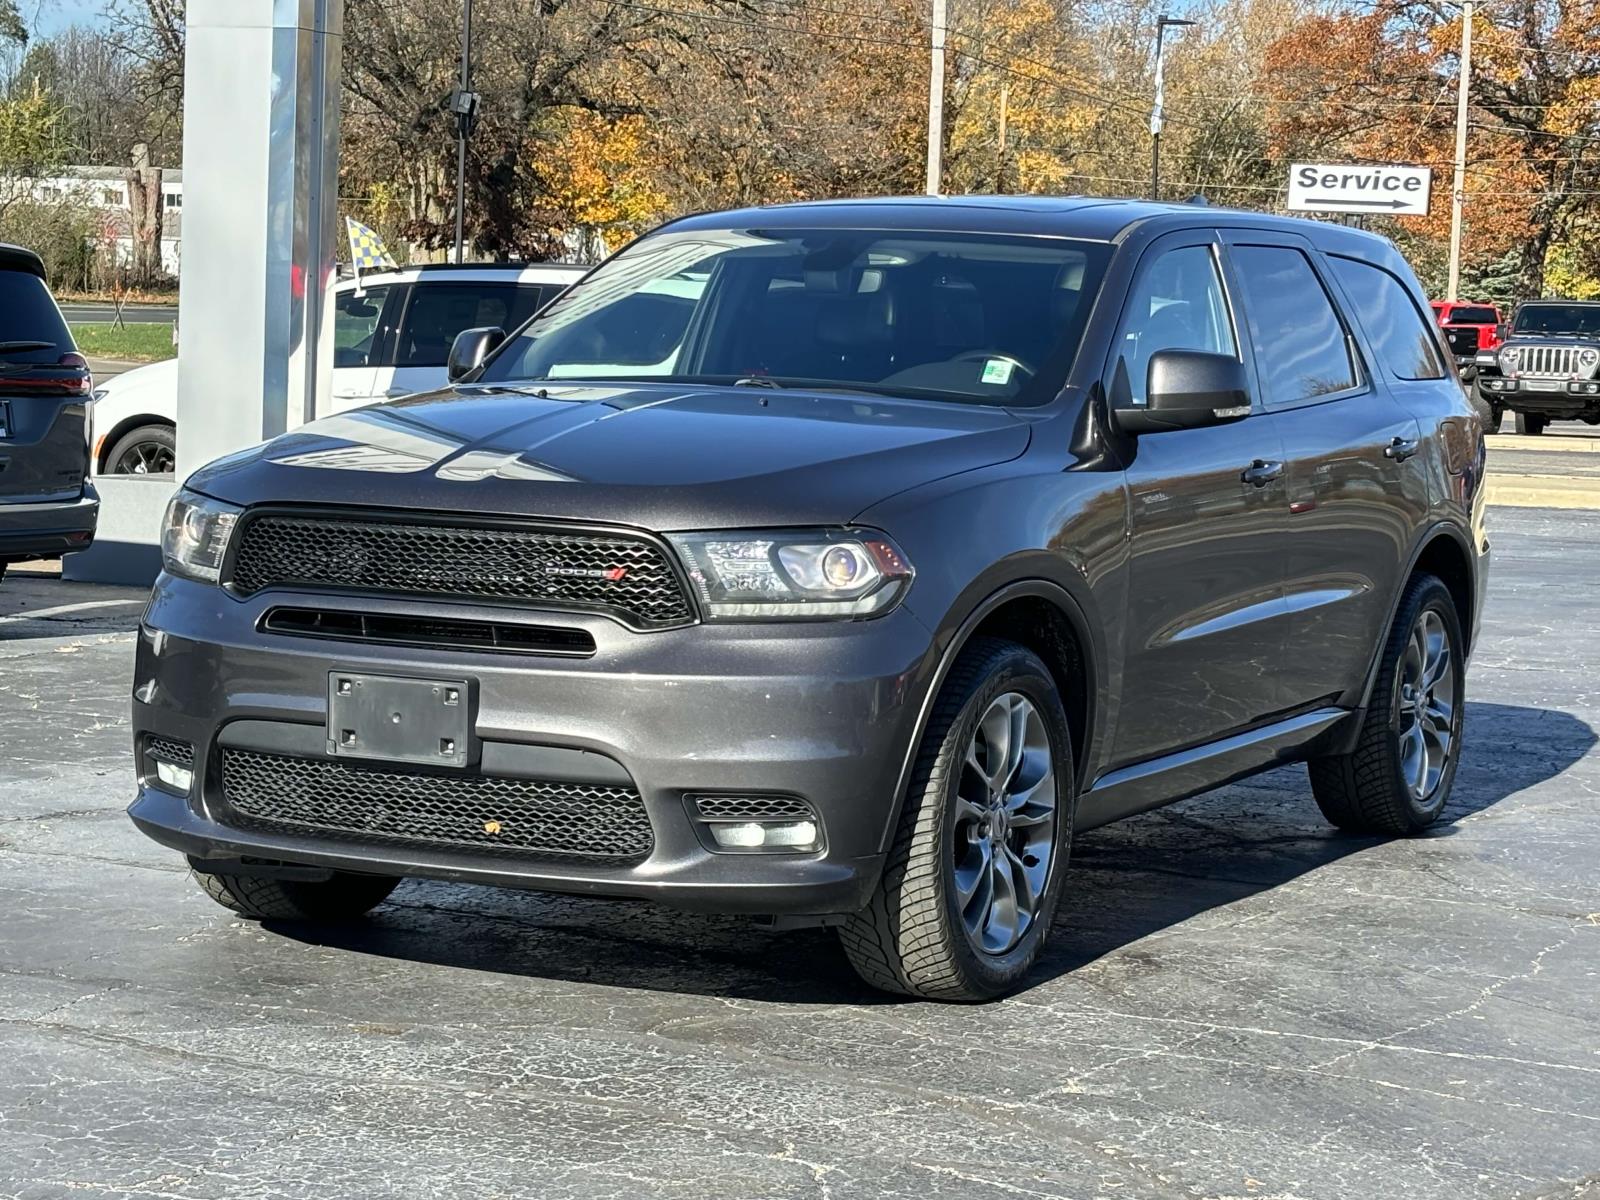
1286, 162, 1433, 216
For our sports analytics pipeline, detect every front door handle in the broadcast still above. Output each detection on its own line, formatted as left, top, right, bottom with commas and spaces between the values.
1241, 459, 1284, 488
1384, 436, 1420, 462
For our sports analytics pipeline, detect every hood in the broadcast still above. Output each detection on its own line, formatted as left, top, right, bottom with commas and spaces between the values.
186, 382, 1032, 530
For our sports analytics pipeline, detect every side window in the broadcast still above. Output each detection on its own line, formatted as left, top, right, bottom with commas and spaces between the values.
332, 285, 391, 369
395, 284, 523, 369
1230, 245, 1358, 405
1115, 244, 1237, 407
1329, 257, 1447, 381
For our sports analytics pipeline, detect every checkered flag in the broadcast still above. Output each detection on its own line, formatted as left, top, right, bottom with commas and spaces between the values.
345, 216, 398, 273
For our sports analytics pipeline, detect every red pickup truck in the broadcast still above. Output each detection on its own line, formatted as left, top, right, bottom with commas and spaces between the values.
1431, 301, 1504, 373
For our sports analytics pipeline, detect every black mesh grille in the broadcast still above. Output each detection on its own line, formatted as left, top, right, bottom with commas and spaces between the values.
691, 794, 815, 821
219, 749, 653, 862
228, 513, 693, 628
144, 736, 194, 767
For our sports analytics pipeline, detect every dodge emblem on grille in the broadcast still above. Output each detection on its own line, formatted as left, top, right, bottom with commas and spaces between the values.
542, 565, 629, 581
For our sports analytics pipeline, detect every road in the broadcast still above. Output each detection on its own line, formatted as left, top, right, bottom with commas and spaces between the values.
60, 302, 176, 325
2, 502, 1598, 1199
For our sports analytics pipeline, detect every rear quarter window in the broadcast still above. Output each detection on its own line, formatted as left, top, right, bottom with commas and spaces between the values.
0, 269, 74, 363
1329, 257, 1447, 381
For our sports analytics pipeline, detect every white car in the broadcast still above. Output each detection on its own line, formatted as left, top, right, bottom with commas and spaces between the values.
91, 262, 585, 475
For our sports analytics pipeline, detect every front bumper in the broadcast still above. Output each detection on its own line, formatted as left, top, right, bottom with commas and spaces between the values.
1478, 375, 1600, 414
0, 487, 98, 561
129, 576, 939, 915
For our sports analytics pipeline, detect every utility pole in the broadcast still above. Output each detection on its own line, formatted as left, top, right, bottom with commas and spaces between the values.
1150, 15, 1196, 202
452, 0, 477, 264
996, 80, 1009, 192
1447, 0, 1472, 300
925, 0, 947, 195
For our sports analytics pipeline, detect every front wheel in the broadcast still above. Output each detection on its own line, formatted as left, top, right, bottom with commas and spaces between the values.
1514, 411, 1547, 436
192, 868, 399, 921
1308, 574, 1464, 835
106, 423, 176, 475
839, 638, 1075, 1001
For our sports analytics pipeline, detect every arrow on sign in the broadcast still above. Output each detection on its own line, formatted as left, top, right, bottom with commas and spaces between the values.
1305, 197, 1412, 209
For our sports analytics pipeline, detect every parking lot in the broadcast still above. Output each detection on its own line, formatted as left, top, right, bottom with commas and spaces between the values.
3, 486, 1599, 1197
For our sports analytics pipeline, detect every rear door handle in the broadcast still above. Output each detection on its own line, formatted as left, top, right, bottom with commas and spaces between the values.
1384, 436, 1420, 462
1241, 459, 1284, 488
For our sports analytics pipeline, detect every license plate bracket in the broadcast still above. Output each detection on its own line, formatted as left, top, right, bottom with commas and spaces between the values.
327, 672, 473, 768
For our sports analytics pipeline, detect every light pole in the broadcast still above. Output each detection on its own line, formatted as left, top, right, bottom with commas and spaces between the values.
451, 0, 479, 264
1150, 14, 1196, 202
1447, 0, 1473, 300
925, 0, 948, 195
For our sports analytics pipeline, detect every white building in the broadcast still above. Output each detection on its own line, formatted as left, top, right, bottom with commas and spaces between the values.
23, 165, 185, 276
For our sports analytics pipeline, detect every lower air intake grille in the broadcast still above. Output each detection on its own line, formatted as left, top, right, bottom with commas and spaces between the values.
691, 794, 816, 821
219, 749, 653, 862
226, 513, 693, 629
144, 736, 194, 767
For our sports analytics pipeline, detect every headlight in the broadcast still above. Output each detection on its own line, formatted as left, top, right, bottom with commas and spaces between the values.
1498, 346, 1521, 373
160, 490, 241, 584
669, 529, 913, 620
1580, 347, 1599, 372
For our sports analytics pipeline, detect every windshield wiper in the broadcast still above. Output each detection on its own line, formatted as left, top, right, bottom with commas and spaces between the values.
0, 340, 54, 354
733, 376, 783, 389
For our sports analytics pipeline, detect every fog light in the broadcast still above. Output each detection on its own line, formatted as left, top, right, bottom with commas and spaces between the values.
155, 760, 193, 793
708, 819, 820, 851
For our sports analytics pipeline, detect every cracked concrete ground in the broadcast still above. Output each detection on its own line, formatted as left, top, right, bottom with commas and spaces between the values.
1, 506, 1598, 1200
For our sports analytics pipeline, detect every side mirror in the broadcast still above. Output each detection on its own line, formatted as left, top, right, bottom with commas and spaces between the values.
1115, 349, 1252, 435
447, 326, 506, 382
1495, 324, 1510, 343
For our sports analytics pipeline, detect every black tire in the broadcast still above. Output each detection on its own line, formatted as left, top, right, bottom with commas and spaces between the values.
105, 423, 176, 475
192, 868, 399, 921
839, 637, 1076, 1002
1308, 574, 1464, 835
1468, 385, 1499, 432
1514, 411, 1547, 436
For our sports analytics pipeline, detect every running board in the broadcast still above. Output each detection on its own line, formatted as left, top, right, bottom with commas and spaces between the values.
1076, 707, 1352, 831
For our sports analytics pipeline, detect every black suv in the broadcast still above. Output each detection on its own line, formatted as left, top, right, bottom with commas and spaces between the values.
0, 244, 98, 582
128, 199, 1487, 1001
1473, 299, 1600, 435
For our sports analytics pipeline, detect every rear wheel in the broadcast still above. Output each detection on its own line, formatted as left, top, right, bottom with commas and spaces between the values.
1514, 411, 1547, 436
839, 638, 1075, 1002
1309, 574, 1464, 835
192, 868, 399, 921
106, 423, 176, 475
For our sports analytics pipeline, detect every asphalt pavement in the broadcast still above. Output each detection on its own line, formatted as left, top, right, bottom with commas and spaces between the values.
59, 302, 176, 325
2, 506, 1598, 1199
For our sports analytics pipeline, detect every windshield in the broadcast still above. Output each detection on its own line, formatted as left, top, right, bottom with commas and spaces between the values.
1514, 304, 1600, 337
478, 227, 1111, 406
1446, 306, 1498, 325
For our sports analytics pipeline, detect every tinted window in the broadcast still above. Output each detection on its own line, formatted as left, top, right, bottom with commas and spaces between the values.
1450, 306, 1498, 324
333, 285, 391, 368
1514, 304, 1600, 338
481, 228, 1112, 406
396, 283, 547, 368
1231, 245, 1357, 405
1330, 257, 1446, 380
0, 269, 74, 364
1114, 245, 1237, 407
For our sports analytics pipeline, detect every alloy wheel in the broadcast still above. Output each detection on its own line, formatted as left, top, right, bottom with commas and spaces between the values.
952, 691, 1058, 956
1397, 608, 1457, 802
114, 441, 175, 475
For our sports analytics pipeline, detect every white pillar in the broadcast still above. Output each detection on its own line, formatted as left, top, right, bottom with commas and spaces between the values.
176, 0, 344, 482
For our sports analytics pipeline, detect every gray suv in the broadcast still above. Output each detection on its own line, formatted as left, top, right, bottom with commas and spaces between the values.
0, 244, 99, 581
129, 198, 1487, 1001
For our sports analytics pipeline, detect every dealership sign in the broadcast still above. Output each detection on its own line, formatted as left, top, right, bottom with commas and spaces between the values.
1286, 163, 1433, 216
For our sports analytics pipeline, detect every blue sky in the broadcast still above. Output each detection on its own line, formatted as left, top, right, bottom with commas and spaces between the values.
26, 0, 110, 36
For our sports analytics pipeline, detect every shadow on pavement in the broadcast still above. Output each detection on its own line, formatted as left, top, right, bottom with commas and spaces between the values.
275, 701, 1596, 1004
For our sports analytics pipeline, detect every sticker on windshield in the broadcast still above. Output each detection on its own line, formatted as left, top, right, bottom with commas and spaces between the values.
980, 358, 1015, 386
